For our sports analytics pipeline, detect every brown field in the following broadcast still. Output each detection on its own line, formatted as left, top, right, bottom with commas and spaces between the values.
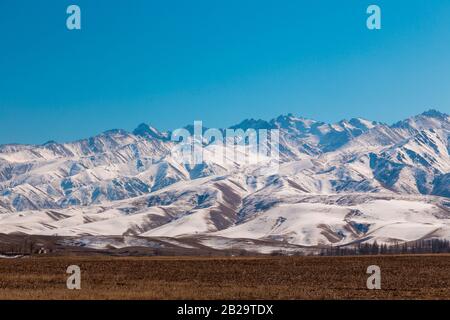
0, 255, 449, 300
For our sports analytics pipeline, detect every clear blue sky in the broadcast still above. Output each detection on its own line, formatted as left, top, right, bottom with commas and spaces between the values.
0, 0, 449, 144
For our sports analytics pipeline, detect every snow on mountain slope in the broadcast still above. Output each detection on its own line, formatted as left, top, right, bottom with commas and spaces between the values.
0, 110, 449, 250
215, 194, 450, 245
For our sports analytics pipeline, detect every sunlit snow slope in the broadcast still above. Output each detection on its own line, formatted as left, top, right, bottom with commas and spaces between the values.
0, 110, 449, 248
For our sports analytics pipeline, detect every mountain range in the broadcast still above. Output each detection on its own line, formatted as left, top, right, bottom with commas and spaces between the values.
0, 110, 449, 253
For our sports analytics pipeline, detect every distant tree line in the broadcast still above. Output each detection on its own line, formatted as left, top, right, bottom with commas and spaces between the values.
2, 237, 450, 257
319, 239, 450, 256
0, 238, 54, 256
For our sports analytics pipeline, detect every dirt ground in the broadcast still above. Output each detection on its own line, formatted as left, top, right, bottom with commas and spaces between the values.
0, 255, 449, 299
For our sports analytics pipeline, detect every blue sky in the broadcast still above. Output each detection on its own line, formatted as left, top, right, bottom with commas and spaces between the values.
0, 0, 449, 144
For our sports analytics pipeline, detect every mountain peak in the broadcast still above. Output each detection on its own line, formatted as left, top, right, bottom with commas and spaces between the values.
348, 117, 378, 130
42, 140, 58, 146
229, 118, 275, 130
133, 123, 168, 140
421, 109, 448, 119
392, 109, 449, 131
270, 113, 319, 131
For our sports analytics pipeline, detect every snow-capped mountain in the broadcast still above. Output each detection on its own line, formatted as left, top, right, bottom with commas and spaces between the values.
0, 110, 449, 251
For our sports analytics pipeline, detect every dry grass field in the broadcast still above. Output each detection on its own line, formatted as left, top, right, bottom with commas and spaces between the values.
0, 255, 449, 300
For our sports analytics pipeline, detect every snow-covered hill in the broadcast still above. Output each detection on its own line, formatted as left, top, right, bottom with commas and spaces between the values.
0, 110, 449, 251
